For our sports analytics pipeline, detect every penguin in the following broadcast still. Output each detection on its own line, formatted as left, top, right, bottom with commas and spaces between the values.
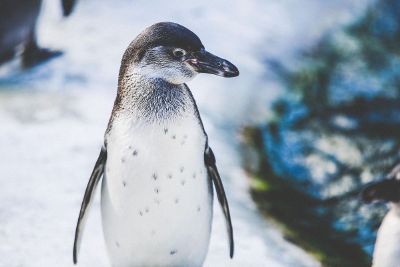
0, 0, 77, 67
73, 22, 239, 266
362, 164, 400, 267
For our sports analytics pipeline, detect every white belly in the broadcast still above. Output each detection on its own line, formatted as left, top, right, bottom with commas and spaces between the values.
101, 115, 213, 267
372, 209, 400, 267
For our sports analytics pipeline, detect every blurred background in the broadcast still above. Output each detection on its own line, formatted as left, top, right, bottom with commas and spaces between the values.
0, 0, 398, 266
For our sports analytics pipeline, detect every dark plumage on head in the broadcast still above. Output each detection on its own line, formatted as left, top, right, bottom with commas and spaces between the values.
119, 22, 239, 85
125, 22, 204, 64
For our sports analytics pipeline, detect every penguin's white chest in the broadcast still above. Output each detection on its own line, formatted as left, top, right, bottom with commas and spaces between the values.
372, 209, 400, 267
101, 116, 213, 267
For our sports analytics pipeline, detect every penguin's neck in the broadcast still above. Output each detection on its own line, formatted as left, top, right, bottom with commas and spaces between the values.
114, 68, 193, 124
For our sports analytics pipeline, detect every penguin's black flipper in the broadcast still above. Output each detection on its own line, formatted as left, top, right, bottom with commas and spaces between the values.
22, 47, 63, 68
73, 147, 107, 264
62, 0, 77, 16
204, 146, 234, 258
22, 29, 63, 68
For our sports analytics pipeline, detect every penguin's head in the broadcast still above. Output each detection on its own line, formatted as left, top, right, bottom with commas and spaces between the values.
362, 165, 400, 203
121, 22, 239, 84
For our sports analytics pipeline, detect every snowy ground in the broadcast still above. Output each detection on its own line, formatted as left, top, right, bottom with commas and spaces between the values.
0, 0, 370, 266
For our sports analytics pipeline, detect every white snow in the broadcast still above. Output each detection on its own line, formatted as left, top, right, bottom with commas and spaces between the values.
0, 0, 371, 266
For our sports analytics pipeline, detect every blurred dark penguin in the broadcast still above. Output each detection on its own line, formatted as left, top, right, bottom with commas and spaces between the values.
362, 164, 400, 267
0, 0, 77, 68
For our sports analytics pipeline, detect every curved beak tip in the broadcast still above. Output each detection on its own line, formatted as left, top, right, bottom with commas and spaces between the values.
223, 64, 239, 78
186, 50, 239, 78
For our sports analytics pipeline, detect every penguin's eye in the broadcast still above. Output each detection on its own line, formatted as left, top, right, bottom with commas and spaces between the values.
173, 49, 186, 58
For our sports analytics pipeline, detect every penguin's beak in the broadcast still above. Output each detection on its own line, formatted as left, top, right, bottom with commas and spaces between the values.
185, 49, 239, 78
